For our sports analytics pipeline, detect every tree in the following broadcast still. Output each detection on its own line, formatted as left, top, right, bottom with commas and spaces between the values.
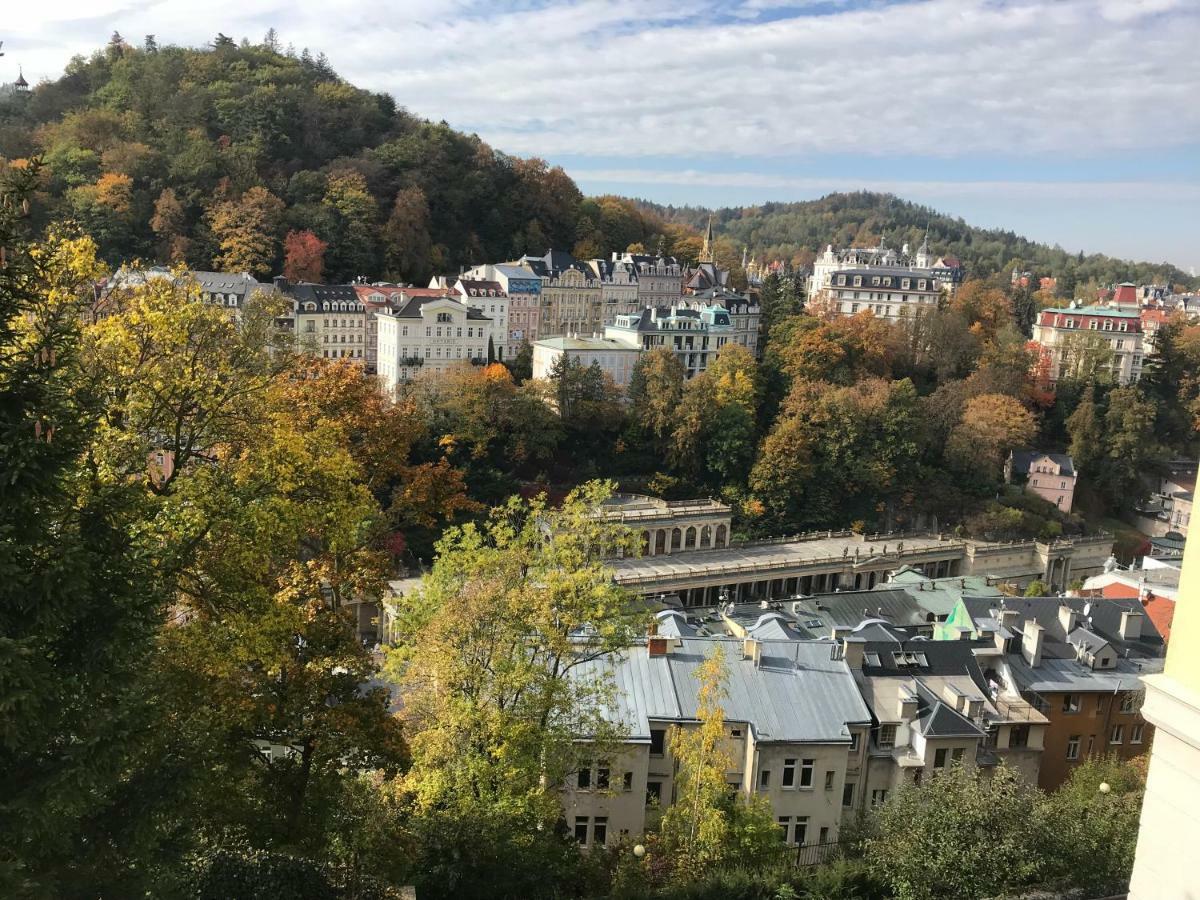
946, 393, 1036, 482
0, 167, 168, 894
864, 766, 1044, 900
282, 228, 327, 283
388, 483, 642, 815
207, 185, 284, 277
383, 186, 433, 284
150, 187, 189, 263
1024, 579, 1050, 597
627, 347, 685, 448
1095, 386, 1159, 507
322, 171, 379, 281
1066, 384, 1102, 475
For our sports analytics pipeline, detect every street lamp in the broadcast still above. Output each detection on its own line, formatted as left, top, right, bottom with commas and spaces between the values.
1098, 782, 1111, 795
632, 844, 646, 858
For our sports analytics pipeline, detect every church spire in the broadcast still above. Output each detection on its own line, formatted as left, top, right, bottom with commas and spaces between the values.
700, 214, 715, 264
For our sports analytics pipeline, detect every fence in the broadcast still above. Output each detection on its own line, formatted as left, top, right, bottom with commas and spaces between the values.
793, 841, 840, 868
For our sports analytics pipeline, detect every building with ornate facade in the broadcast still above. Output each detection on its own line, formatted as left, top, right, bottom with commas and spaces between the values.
587, 257, 641, 325
613, 251, 683, 307
282, 280, 368, 364
375, 295, 493, 393
1032, 304, 1145, 385
463, 262, 543, 351
604, 304, 735, 378
518, 251, 603, 338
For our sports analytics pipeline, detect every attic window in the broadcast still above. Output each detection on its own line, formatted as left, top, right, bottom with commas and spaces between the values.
864, 652, 881, 667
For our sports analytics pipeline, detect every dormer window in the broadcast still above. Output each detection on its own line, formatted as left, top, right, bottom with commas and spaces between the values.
901, 279, 911, 290
437, 312, 452, 323
1103, 320, 1114, 331
918, 280, 926, 290
1089, 320, 1099, 330
853, 276, 862, 287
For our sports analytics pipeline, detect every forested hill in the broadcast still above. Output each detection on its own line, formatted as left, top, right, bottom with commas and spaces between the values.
0, 34, 1191, 292
633, 193, 1198, 293
0, 33, 673, 282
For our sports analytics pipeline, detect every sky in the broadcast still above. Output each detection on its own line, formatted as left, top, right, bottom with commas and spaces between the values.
4, 0, 1200, 271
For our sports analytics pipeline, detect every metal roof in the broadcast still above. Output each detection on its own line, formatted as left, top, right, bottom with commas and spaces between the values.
1006, 654, 1163, 693
571, 638, 871, 744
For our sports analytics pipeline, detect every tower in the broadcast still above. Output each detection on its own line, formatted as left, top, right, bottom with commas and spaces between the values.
699, 214, 715, 264
14, 67, 29, 93
915, 224, 931, 268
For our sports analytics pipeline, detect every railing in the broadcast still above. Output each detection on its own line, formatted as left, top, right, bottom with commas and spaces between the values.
794, 841, 840, 868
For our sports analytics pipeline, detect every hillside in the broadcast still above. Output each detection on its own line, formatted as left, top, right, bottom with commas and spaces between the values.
634, 193, 1198, 294
0, 33, 674, 282
0, 34, 1191, 293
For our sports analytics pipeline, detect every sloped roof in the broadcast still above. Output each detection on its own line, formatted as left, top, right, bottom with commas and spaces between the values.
1010, 449, 1076, 477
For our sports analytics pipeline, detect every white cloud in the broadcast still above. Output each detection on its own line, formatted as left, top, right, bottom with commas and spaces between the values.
3, 0, 1199, 162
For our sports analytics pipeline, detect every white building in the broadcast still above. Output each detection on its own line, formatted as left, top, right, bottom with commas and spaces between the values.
453, 278, 509, 362
531, 335, 640, 387
1032, 304, 1145, 385
376, 295, 493, 394
588, 258, 641, 325
817, 267, 942, 323
286, 282, 368, 364
605, 305, 736, 378
808, 238, 960, 310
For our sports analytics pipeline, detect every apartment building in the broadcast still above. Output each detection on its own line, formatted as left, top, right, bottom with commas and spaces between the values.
605, 305, 735, 378
563, 636, 872, 849
530, 335, 641, 387
453, 278, 509, 362
587, 257, 641, 325
1032, 304, 1145, 385
284, 281, 367, 364
817, 266, 942, 323
686, 287, 761, 357
939, 596, 1164, 789
518, 251, 603, 338
1006, 450, 1078, 513
613, 252, 683, 307
463, 262, 543, 351
375, 295, 493, 393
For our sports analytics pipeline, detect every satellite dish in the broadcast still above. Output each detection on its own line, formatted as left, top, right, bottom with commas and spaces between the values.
1082, 602, 1092, 617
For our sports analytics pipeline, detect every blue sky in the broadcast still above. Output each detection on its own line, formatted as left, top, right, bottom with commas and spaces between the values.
6, 0, 1200, 270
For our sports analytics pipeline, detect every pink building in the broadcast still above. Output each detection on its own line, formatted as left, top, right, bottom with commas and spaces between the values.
1006, 450, 1077, 512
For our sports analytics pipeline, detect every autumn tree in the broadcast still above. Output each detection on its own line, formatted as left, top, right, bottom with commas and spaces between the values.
282, 228, 327, 283
150, 186, 189, 263
671, 344, 760, 489
207, 185, 285, 277
627, 347, 686, 450
946, 393, 1037, 482
658, 645, 780, 871
322, 171, 379, 281
384, 186, 433, 284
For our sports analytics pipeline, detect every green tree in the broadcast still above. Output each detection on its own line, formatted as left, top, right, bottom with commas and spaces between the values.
322, 170, 379, 281
1096, 386, 1159, 507
864, 766, 1044, 900
1066, 384, 1102, 475
383, 186, 433, 284
628, 347, 686, 449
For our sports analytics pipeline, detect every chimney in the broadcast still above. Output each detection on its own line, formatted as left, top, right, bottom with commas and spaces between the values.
1119, 610, 1143, 641
896, 689, 919, 721
648, 636, 670, 658
1021, 622, 1044, 668
841, 637, 865, 669
1058, 604, 1080, 634
999, 609, 1021, 630
743, 638, 762, 667
273, 275, 289, 290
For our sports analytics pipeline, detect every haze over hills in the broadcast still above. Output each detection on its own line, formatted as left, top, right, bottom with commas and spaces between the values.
0, 34, 1194, 292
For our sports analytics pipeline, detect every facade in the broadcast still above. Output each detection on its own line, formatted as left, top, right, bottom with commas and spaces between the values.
531, 336, 641, 387
939, 596, 1164, 790
808, 238, 959, 303
1133, 461, 1195, 538
375, 296, 493, 393
686, 288, 761, 357
1006, 450, 1078, 512
816, 266, 942, 323
464, 262, 543, 351
518, 251, 603, 338
563, 636, 872, 849
283, 281, 367, 364
191, 271, 273, 321
605, 305, 735, 378
1128, 505, 1200, 899
1032, 304, 1145, 385
613, 252, 683, 307
587, 258, 641, 326
453, 279, 508, 361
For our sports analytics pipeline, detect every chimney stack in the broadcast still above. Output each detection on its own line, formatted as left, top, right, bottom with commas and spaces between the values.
841, 637, 865, 669
1119, 610, 1144, 641
648, 636, 670, 658
1022, 622, 1044, 668
742, 638, 762, 667
1058, 604, 1080, 634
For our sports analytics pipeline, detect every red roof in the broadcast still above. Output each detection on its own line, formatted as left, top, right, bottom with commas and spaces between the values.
1142, 594, 1175, 643
1113, 284, 1138, 304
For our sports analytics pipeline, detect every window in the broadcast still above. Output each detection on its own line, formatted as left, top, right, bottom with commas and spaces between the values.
825, 770, 835, 790
730, 728, 742, 738
596, 763, 610, 790
795, 816, 809, 846
1121, 692, 1138, 713
842, 782, 855, 807
760, 770, 771, 789
650, 729, 666, 756
871, 789, 888, 807
574, 817, 588, 844
1063, 694, 1081, 713
1012, 724, 1031, 749
577, 767, 591, 790
1087, 734, 1095, 755
593, 817, 608, 847
1089, 320, 1099, 330
778, 816, 791, 842
849, 732, 860, 752
952, 747, 964, 763
1067, 735, 1081, 760
437, 312, 451, 323
623, 771, 633, 791
782, 759, 796, 787
646, 781, 662, 805
1110, 725, 1124, 745
820, 826, 830, 844
1097, 696, 1108, 714
878, 724, 897, 749
800, 759, 814, 788
934, 748, 948, 769
1131, 723, 1144, 744
425, 327, 431, 337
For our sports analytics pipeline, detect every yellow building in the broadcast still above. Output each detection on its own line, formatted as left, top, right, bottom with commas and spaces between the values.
1128, 504, 1200, 898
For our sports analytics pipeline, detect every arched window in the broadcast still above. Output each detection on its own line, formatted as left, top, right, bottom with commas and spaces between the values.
700, 525, 712, 548
641, 531, 650, 555
715, 524, 728, 548
671, 528, 682, 551
655, 530, 667, 555
685, 526, 697, 549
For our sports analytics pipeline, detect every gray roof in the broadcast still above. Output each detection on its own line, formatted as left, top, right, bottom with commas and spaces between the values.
961, 596, 1165, 659
1010, 449, 1076, 477
1006, 654, 1163, 693
573, 638, 871, 744
913, 682, 984, 738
